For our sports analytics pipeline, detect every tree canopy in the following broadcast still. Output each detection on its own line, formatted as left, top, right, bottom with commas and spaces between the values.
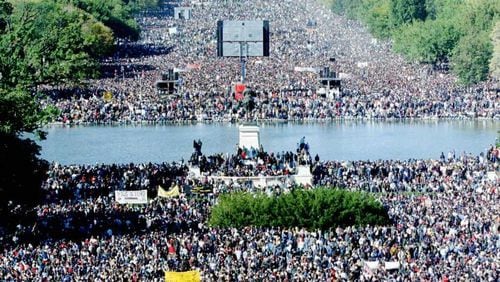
490, 21, 500, 81
390, 0, 427, 27
451, 31, 493, 85
66, 0, 140, 40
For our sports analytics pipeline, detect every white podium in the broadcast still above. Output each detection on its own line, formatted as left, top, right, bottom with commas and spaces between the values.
239, 125, 260, 149
293, 165, 312, 187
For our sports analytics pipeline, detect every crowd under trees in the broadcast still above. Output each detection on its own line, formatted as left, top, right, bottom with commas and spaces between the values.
326, 0, 499, 85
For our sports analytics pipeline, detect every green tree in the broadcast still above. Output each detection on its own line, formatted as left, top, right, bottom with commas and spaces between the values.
0, 1, 101, 88
0, 0, 12, 32
0, 88, 58, 138
490, 21, 500, 80
451, 31, 493, 84
128, 0, 160, 11
328, 0, 365, 19
393, 18, 462, 63
425, 0, 437, 20
459, 0, 500, 34
0, 2, 52, 214
365, 0, 392, 38
69, 0, 140, 40
0, 132, 48, 214
390, 0, 427, 27
81, 19, 115, 58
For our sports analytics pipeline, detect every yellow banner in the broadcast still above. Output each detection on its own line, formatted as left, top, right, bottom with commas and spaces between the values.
158, 185, 180, 198
192, 186, 212, 194
165, 270, 200, 282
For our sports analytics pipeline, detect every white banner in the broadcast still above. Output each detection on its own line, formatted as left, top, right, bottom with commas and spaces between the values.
338, 72, 350, 79
364, 261, 380, 270
385, 261, 400, 270
357, 62, 369, 68
294, 67, 318, 73
115, 190, 148, 204
169, 27, 178, 34
173, 67, 188, 73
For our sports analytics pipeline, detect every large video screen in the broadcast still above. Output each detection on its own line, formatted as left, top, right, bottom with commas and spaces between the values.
217, 20, 269, 57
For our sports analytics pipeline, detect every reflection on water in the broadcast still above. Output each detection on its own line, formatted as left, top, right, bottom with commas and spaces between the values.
38, 120, 499, 164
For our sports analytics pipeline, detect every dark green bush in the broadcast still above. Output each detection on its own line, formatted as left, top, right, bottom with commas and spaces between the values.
209, 188, 390, 229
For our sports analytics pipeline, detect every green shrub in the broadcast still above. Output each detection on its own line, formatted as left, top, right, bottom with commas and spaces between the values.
209, 188, 390, 230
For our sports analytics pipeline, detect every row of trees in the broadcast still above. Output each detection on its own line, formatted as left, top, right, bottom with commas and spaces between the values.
209, 188, 391, 230
325, 0, 499, 85
0, 0, 158, 214
2, 0, 160, 89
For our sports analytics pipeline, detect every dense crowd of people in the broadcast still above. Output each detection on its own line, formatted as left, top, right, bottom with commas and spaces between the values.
1, 141, 498, 280
39, 0, 499, 124
2, 0, 499, 280
192, 137, 312, 177
312, 146, 500, 192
